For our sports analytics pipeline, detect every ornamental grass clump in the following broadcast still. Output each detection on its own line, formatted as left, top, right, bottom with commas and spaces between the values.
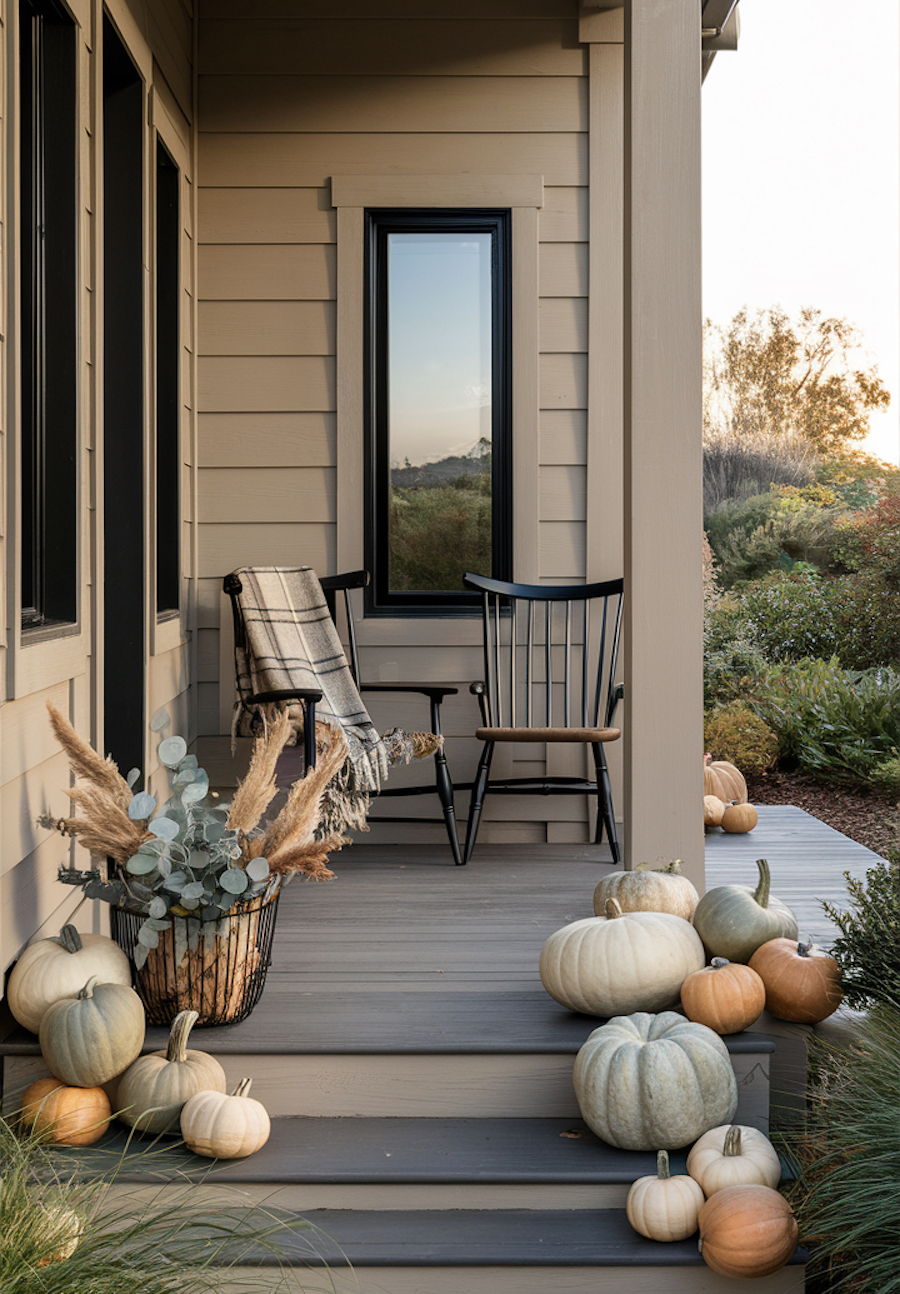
46, 702, 348, 969
0, 1115, 334, 1293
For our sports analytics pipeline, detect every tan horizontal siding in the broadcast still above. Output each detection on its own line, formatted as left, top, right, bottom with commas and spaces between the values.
540, 465, 586, 522
539, 186, 588, 242
198, 356, 335, 411
199, 412, 336, 467
199, 188, 335, 244
199, 133, 587, 188
539, 297, 587, 352
539, 242, 588, 296
198, 522, 335, 578
199, 466, 336, 524
540, 353, 588, 409
540, 411, 587, 465
1, 848, 83, 966
199, 301, 335, 355
540, 520, 586, 580
199, 244, 336, 300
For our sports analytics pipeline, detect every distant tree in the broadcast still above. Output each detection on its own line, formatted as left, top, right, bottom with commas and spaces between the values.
704, 306, 890, 452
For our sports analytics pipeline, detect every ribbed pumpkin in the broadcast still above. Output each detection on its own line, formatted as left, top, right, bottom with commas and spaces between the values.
7, 926, 132, 1034
720, 802, 758, 834
593, 861, 700, 922
703, 756, 748, 804
39, 977, 145, 1088
574, 1011, 738, 1150
539, 900, 705, 1016
626, 1150, 705, 1242
698, 1184, 798, 1278
117, 1010, 227, 1134
748, 937, 843, 1023
680, 958, 766, 1034
704, 796, 726, 828
20, 1077, 113, 1146
687, 1124, 782, 1195
180, 1078, 270, 1159
692, 858, 798, 963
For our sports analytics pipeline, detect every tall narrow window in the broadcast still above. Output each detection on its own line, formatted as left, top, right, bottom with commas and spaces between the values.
19, 0, 77, 629
366, 210, 511, 613
155, 140, 180, 615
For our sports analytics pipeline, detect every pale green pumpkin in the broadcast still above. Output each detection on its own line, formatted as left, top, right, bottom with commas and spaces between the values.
39, 977, 145, 1088
117, 1010, 227, 1134
691, 859, 798, 963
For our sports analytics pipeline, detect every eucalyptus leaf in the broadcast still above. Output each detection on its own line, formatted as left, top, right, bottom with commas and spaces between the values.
134, 943, 150, 970
180, 895, 201, 911
158, 736, 188, 767
188, 850, 209, 871
157, 857, 172, 878
179, 754, 199, 771
181, 779, 209, 805
126, 768, 142, 788
146, 917, 172, 932
200, 905, 220, 922
149, 896, 168, 919
247, 857, 270, 883
181, 882, 206, 901
204, 822, 226, 845
150, 708, 170, 733
137, 925, 159, 950
165, 871, 187, 890
219, 868, 249, 895
128, 792, 157, 820
148, 816, 180, 842
172, 768, 196, 785
126, 854, 159, 876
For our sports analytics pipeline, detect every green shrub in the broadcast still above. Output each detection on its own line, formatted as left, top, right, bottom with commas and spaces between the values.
821, 852, 900, 1010
703, 596, 768, 708
703, 702, 778, 775
741, 568, 841, 662
706, 488, 847, 589
823, 571, 900, 669
756, 657, 900, 784
389, 483, 491, 591
702, 432, 815, 516
870, 753, 900, 799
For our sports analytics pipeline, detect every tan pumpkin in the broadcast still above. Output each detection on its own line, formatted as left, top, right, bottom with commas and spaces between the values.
703, 796, 726, 828
540, 899, 705, 1017
180, 1077, 270, 1159
720, 802, 758, 834
687, 1124, 782, 1195
7, 925, 132, 1034
117, 1010, 227, 1134
748, 937, 843, 1023
592, 860, 700, 922
698, 1184, 799, 1278
626, 1149, 705, 1242
39, 976, 145, 1088
20, 1077, 112, 1146
680, 958, 766, 1034
703, 756, 748, 804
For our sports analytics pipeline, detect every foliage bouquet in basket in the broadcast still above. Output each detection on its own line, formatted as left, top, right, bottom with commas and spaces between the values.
44, 703, 348, 1024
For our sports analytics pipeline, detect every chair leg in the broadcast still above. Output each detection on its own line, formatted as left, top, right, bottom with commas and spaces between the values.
430, 697, 462, 865
592, 743, 620, 866
463, 740, 495, 865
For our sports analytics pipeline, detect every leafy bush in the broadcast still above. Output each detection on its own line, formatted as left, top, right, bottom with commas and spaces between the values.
755, 658, 900, 784
703, 596, 768, 708
741, 568, 841, 662
389, 483, 491, 592
821, 852, 900, 1010
870, 753, 900, 799
703, 702, 778, 775
787, 1005, 900, 1293
822, 571, 900, 670
831, 488, 900, 585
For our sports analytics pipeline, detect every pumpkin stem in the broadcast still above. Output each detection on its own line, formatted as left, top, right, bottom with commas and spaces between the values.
656, 1149, 671, 1179
752, 859, 772, 909
166, 1010, 200, 1063
232, 1077, 253, 1098
59, 926, 83, 954
723, 1125, 742, 1157
798, 939, 812, 958
604, 898, 624, 920
710, 957, 731, 969
78, 976, 99, 1000
655, 860, 683, 875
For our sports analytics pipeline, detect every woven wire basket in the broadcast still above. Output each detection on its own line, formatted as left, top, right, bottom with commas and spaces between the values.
110, 886, 280, 1027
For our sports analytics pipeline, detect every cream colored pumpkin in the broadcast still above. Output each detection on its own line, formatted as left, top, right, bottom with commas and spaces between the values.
117, 1010, 227, 1134
180, 1078, 270, 1159
593, 861, 700, 922
574, 1011, 738, 1151
687, 1124, 782, 1195
626, 1149, 706, 1241
540, 900, 705, 1016
8, 925, 132, 1034
704, 796, 727, 828
39, 977, 145, 1088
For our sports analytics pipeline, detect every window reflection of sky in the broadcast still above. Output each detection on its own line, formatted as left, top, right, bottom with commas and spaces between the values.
388, 233, 492, 467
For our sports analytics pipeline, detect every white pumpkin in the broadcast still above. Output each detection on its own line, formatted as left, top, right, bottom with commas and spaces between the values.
593, 861, 700, 922
180, 1078, 270, 1159
539, 899, 705, 1016
574, 1011, 739, 1151
626, 1150, 706, 1242
8, 926, 132, 1034
687, 1124, 782, 1195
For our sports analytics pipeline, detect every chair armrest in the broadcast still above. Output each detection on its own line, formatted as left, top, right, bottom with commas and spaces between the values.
246, 688, 323, 706
361, 684, 458, 701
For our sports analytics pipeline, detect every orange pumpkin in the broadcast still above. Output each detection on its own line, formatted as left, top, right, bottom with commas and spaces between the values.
698, 1184, 799, 1278
749, 937, 843, 1023
720, 802, 758, 834
20, 1077, 112, 1146
703, 756, 748, 804
681, 958, 766, 1034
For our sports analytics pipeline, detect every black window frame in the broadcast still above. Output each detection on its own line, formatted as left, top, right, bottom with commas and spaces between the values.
364, 208, 512, 616
155, 137, 181, 616
18, 0, 78, 631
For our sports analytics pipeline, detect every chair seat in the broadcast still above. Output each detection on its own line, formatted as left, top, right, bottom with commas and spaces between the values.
476, 726, 620, 743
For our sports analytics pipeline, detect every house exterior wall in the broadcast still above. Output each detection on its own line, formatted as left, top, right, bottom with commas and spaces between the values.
196, 0, 626, 846
0, 0, 197, 972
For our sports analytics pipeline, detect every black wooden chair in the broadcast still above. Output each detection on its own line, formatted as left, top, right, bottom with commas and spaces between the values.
223, 568, 462, 864
462, 573, 624, 866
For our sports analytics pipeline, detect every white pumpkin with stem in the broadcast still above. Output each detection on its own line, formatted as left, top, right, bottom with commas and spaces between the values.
687, 1124, 782, 1195
540, 899, 705, 1016
626, 1150, 706, 1242
8, 925, 132, 1034
180, 1078, 270, 1159
117, 1010, 227, 1134
593, 860, 700, 922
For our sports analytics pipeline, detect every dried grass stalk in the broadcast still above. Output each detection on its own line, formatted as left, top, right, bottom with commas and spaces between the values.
59, 784, 152, 862
227, 705, 294, 840
264, 838, 341, 881
260, 724, 349, 865
47, 701, 133, 810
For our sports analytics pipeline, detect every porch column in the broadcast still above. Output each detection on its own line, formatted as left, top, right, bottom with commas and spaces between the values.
623, 0, 705, 889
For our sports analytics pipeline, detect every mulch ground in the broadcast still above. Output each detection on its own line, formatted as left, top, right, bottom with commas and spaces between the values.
744, 767, 898, 860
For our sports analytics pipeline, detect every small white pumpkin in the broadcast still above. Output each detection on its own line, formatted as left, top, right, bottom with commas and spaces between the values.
117, 1010, 227, 1134
593, 860, 700, 922
626, 1149, 706, 1242
574, 1011, 738, 1151
8, 926, 132, 1034
540, 899, 705, 1016
180, 1077, 270, 1159
687, 1124, 782, 1195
